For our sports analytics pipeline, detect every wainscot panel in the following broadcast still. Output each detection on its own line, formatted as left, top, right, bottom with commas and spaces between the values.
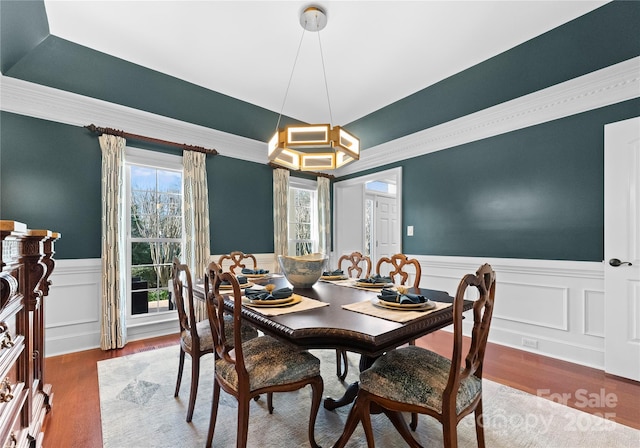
414, 255, 605, 369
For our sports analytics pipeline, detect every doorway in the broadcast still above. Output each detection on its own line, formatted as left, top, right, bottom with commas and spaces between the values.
333, 167, 402, 267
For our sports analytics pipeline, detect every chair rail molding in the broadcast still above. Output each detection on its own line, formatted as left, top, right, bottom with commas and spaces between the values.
2, 56, 638, 171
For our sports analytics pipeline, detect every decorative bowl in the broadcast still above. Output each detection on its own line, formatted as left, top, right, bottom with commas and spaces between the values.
278, 253, 328, 288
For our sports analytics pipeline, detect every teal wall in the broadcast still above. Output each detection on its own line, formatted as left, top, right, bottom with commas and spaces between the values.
0, 112, 102, 259
398, 99, 640, 261
0, 111, 275, 258
1, 1, 639, 262
208, 156, 274, 254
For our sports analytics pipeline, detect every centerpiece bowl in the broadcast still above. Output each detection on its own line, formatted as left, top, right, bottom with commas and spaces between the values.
277, 253, 328, 288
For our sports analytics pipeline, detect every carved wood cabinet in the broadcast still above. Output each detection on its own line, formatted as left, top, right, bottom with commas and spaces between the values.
0, 221, 59, 448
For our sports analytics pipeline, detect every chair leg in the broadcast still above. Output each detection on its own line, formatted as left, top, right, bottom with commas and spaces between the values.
441, 414, 458, 448
410, 412, 418, 431
174, 348, 185, 397
186, 355, 200, 422
475, 399, 486, 448
336, 349, 349, 380
237, 398, 251, 448
333, 394, 366, 448
307, 376, 324, 448
205, 381, 221, 448
359, 396, 376, 448
267, 392, 274, 414
384, 408, 423, 448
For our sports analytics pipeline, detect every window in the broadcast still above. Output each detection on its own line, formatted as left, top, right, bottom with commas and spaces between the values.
288, 178, 318, 256
126, 147, 183, 321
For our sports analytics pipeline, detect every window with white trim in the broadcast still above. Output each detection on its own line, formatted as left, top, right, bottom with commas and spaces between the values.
126, 147, 183, 323
288, 177, 318, 256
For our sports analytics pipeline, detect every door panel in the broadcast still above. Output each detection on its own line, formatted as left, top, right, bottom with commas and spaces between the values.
604, 116, 640, 381
376, 195, 399, 265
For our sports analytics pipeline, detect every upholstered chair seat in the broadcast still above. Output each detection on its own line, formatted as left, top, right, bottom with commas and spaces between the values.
215, 335, 321, 392
180, 320, 214, 352
360, 345, 482, 414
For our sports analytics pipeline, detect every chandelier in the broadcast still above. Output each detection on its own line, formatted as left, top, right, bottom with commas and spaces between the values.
268, 6, 360, 171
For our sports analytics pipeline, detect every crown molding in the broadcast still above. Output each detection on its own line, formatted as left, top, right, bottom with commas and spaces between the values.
0, 75, 267, 164
336, 56, 640, 176
2, 56, 638, 172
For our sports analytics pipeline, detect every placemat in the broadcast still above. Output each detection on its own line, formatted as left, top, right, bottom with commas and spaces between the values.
322, 278, 392, 291
342, 299, 451, 323
243, 295, 329, 316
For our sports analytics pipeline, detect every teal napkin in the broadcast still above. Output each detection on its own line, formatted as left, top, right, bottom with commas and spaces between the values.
322, 269, 344, 276
358, 274, 392, 284
378, 288, 427, 304
242, 268, 269, 275
245, 287, 293, 301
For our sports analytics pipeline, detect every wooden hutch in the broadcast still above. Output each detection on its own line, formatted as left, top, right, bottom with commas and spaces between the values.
0, 221, 59, 448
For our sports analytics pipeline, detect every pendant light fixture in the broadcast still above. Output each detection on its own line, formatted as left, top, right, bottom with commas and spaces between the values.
268, 6, 360, 171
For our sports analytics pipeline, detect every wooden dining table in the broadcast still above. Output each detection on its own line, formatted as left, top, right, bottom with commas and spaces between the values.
192, 274, 472, 410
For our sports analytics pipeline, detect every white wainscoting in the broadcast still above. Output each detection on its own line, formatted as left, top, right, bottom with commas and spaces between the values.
45, 254, 280, 357
46, 255, 605, 369
412, 255, 605, 369
45, 258, 103, 356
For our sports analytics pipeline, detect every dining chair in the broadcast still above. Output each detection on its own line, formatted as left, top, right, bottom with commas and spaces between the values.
205, 261, 324, 448
218, 251, 259, 275
338, 251, 372, 278
171, 258, 215, 423
375, 253, 422, 289
335, 251, 373, 380
334, 263, 497, 448
172, 258, 258, 423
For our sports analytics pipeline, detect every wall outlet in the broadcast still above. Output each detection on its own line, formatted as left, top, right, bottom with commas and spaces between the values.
522, 337, 538, 349
407, 225, 414, 236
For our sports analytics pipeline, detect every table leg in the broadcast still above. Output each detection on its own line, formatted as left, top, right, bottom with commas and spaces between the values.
323, 354, 376, 410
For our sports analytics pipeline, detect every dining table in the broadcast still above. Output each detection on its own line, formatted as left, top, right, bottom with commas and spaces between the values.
192, 273, 473, 411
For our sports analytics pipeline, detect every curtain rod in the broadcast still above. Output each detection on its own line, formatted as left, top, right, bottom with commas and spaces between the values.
85, 124, 219, 156
268, 162, 335, 179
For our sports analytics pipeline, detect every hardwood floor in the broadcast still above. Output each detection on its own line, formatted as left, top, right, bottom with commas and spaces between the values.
42, 332, 639, 447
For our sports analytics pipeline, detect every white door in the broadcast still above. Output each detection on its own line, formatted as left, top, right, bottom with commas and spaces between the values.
375, 195, 400, 269
604, 116, 640, 381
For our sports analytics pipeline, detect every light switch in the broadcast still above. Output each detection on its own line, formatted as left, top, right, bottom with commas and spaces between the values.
407, 225, 414, 236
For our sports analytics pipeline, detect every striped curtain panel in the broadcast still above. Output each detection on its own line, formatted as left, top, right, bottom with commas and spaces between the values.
273, 168, 289, 267
183, 150, 211, 321
317, 176, 331, 255
99, 134, 128, 350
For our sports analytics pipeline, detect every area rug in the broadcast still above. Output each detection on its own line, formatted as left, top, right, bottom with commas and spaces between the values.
98, 345, 639, 447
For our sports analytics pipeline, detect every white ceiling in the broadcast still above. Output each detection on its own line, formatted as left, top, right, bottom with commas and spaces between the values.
44, 0, 608, 125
